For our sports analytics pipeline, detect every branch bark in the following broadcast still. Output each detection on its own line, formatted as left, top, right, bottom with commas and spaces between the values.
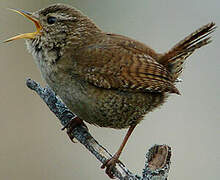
26, 78, 172, 180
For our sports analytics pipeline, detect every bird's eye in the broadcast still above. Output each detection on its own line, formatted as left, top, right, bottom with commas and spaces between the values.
47, 16, 57, 24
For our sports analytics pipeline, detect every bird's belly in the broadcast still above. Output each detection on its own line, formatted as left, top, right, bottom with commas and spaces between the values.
46, 73, 167, 129
84, 88, 167, 129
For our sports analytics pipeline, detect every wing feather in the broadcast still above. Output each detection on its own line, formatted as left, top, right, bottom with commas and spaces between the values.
72, 34, 180, 94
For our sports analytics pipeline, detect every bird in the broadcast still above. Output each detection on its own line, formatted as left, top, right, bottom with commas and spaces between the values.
5, 4, 216, 178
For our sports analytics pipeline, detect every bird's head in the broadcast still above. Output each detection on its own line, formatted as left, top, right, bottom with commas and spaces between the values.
4, 4, 101, 65
5, 4, 101, 50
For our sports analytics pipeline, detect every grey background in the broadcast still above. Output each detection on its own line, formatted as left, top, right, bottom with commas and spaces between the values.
0, 0, 219, 180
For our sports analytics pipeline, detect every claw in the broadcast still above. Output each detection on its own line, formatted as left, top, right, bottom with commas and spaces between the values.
62, 117, 87, 142
101, 156, 120, 179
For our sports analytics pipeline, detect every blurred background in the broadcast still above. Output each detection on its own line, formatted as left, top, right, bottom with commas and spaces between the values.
0, 0, 219, 179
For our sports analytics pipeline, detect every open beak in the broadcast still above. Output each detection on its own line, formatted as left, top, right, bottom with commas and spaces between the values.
4, 9, 42, 43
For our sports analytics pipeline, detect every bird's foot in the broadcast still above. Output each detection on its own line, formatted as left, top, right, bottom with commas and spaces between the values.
101, 155, 122, 179
62, 117, 88, 142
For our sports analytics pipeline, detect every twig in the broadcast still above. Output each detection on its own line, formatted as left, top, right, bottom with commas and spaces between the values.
26, 78, 172, 180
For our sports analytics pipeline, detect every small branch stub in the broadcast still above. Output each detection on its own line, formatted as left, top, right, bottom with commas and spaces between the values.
143, 145, 171, 180
26, 78, 172, 180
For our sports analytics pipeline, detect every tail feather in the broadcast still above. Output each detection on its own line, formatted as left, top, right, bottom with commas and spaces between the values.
158, 22, 216, 81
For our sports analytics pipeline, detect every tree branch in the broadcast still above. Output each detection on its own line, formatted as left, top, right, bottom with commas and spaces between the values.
26, 78, 172, 180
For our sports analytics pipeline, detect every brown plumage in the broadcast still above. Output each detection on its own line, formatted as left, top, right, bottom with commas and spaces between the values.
5, 4, 216, 178
73, 34, 179, 94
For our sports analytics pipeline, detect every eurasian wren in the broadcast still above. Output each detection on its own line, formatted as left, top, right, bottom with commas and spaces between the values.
5, 4, 216, 178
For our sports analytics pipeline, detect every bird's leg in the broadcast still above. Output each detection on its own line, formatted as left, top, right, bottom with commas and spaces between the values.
62, 116, 88, 142
101, 124, 137, 178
